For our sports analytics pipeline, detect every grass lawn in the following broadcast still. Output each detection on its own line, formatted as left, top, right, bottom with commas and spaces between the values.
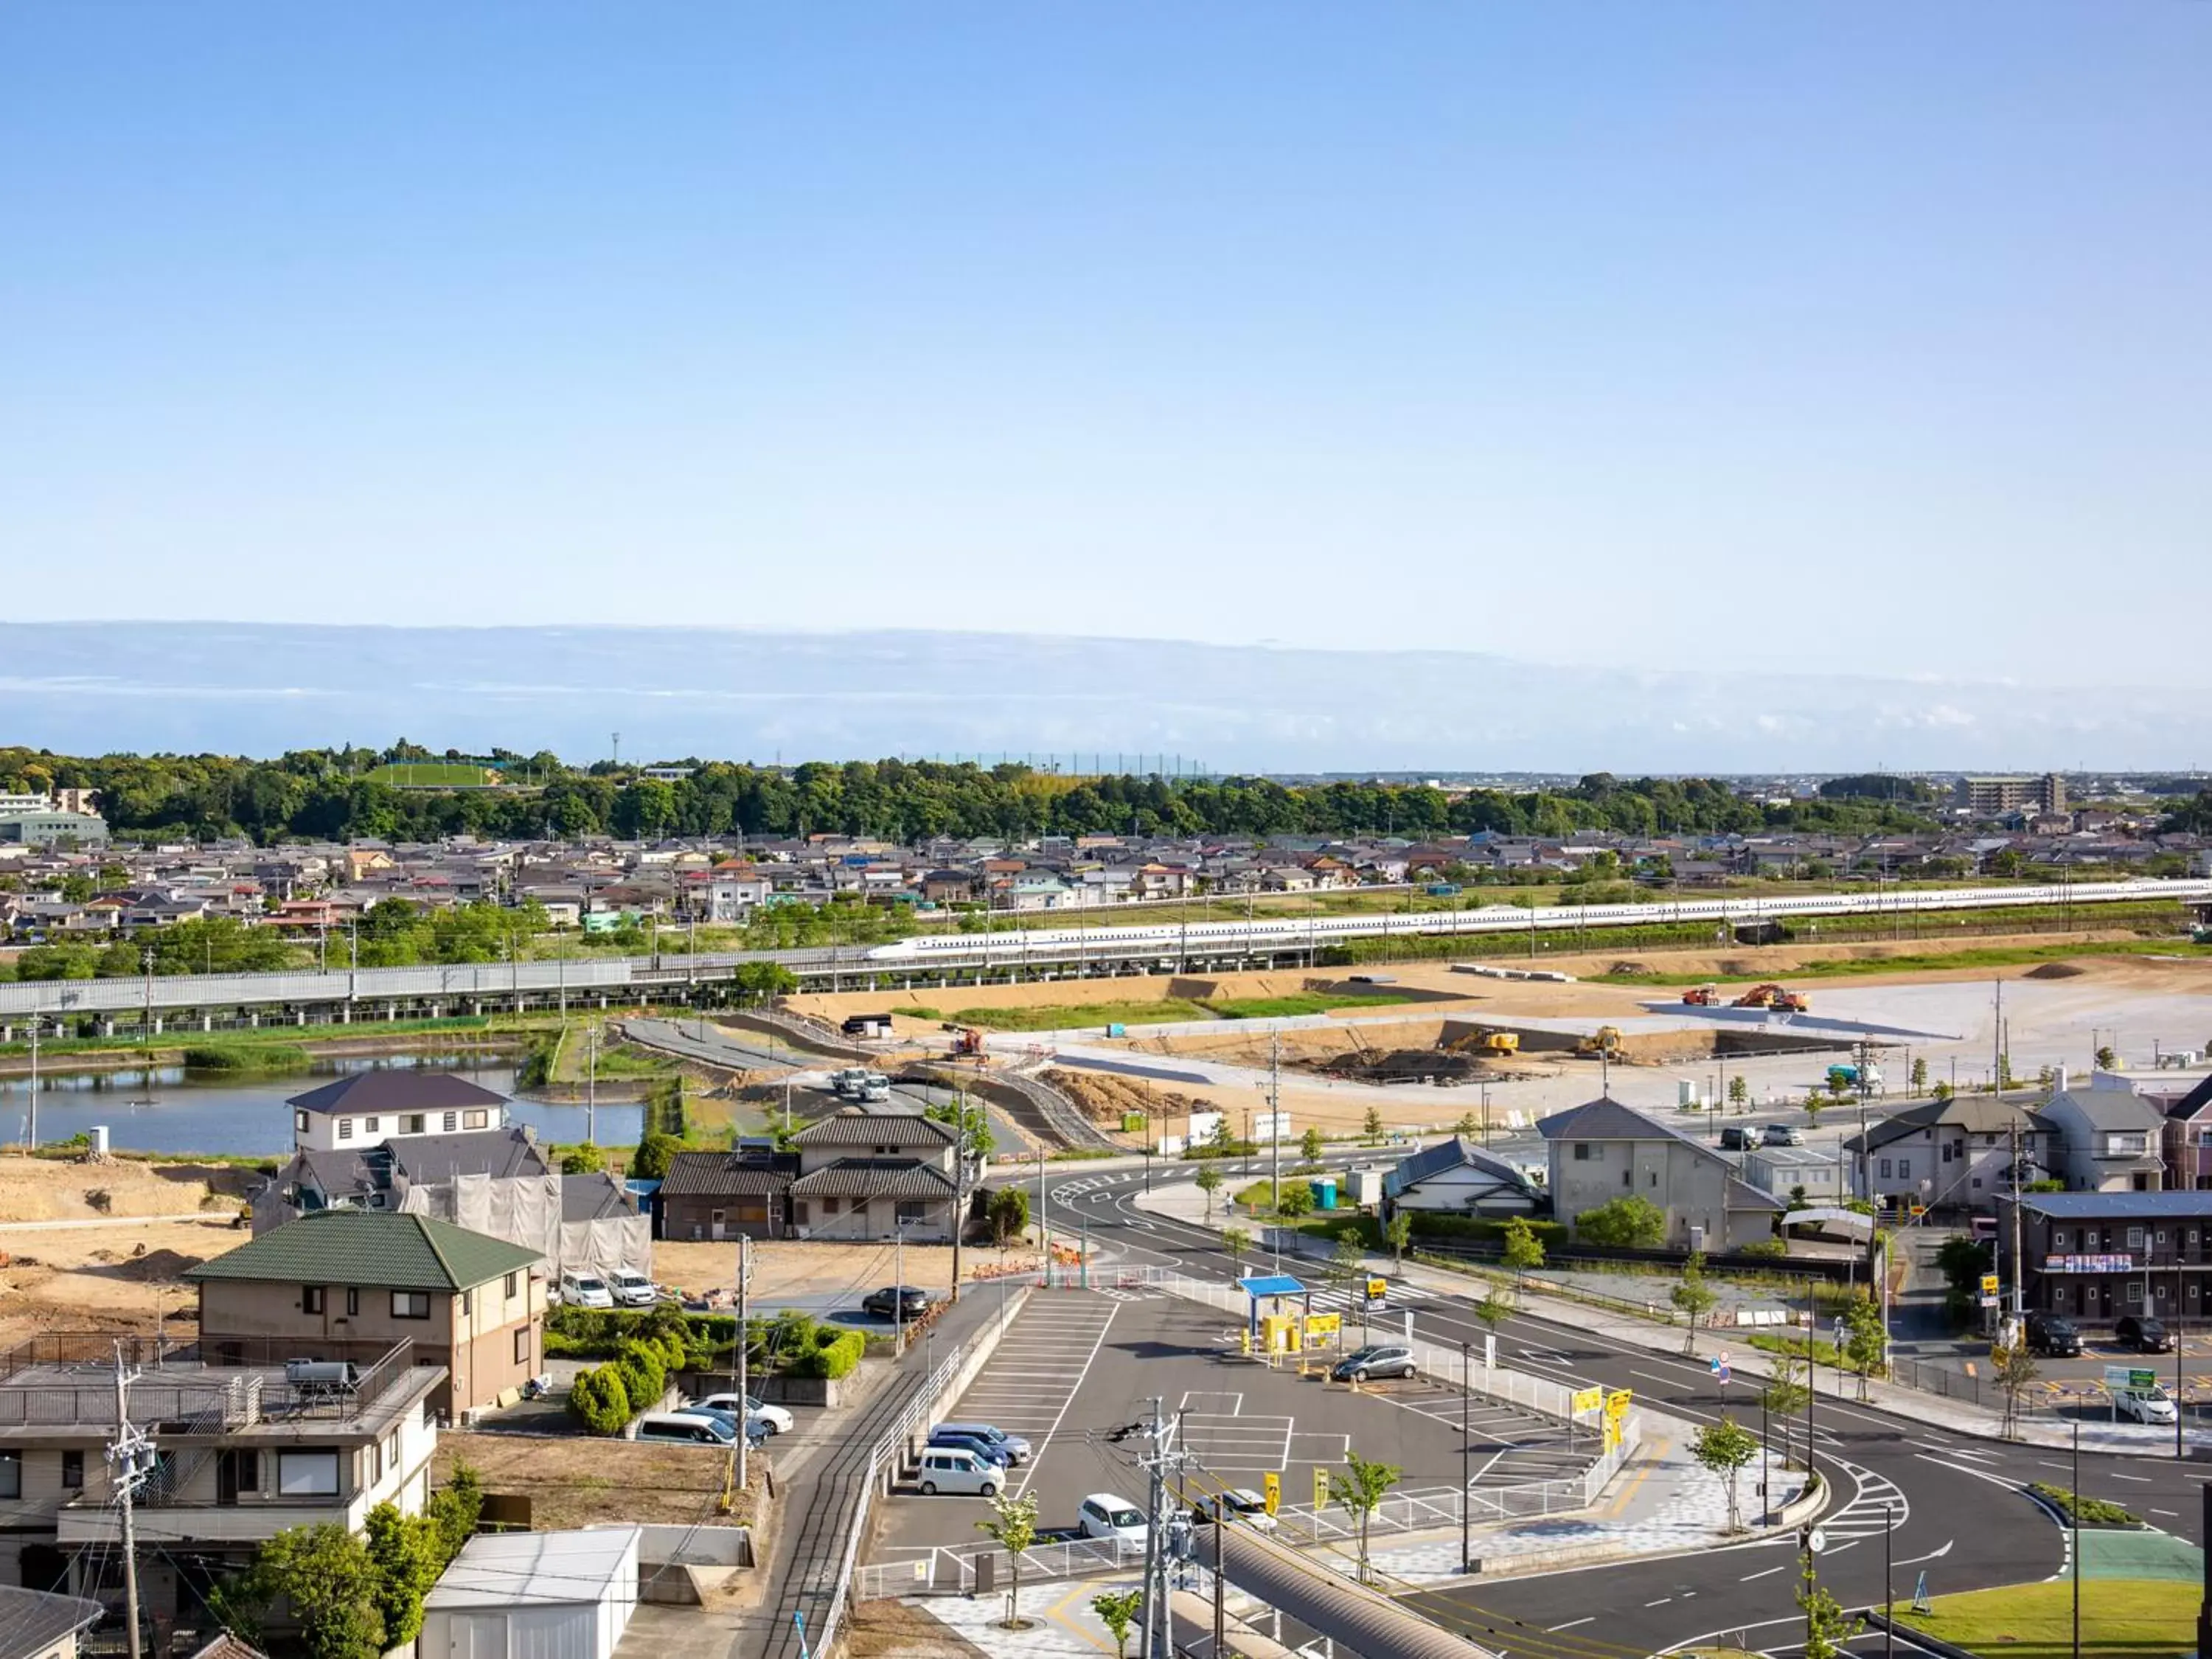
1208, 990, 1420, 1018
947, 998, 1211, 1031
364, 761, 498, 787
1896, 1577, 2197, 1657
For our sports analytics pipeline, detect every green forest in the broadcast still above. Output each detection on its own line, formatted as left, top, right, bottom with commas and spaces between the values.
0, 744, 1975, 846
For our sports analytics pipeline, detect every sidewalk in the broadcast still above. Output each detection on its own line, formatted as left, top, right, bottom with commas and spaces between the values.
1133, 1179, 2212, 1459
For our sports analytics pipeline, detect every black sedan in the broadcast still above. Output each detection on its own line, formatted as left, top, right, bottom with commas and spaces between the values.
861, 1285, 932, 1320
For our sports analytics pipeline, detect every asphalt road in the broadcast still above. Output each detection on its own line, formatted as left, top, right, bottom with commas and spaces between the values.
1037, 1160, 2212, 1659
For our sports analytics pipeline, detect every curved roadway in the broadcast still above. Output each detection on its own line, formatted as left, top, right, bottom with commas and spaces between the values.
1035, 1158, 2211, 1659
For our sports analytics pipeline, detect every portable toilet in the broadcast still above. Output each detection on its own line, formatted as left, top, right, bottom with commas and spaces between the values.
1310, 1177, 1338, 1211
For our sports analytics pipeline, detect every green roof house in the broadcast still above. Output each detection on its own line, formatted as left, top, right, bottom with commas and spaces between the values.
187, 1211, 546, 1419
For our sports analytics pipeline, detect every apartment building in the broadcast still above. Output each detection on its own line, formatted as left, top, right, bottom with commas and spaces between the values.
0, 1332, 443, 1618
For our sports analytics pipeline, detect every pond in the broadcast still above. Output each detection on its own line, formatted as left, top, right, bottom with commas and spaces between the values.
0, 1055, 645, 1157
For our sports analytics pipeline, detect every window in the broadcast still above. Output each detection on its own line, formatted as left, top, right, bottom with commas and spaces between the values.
385, 1433, 400, 1475
62, 1449, 83, 1489
504, 1271, 518, 1299
822, 1197, 841, 1216
1879, 1158, 1893, 1179
0, 1450, 17, 1500
370, 1439, 383, 1482
236, 1450, 258, 1492
2128, 1228, 2146, 1251
392, 1292, 431, 1320
303, 1286, 325, 1315
2125, 1281, 2144, 1307
896, 1200, 928, 1225
464, 1110, 489, 1130
461, 1290, 472, 1317
2053, 1229, 2068, 1251
1897, 1159, 1910, 1180
442, 1112, 458, 1132
1941, 1144, 1954, 1164
1573, 1144, 1592, 1161
294, 1110, 309, 1134
346, 1288, 359, 1316
362, 1117, 379, 1135
1647, 1170, 1658, 1189
336, 1118, 354, 1141
277, 1450, 340, 1497
1621, 1169, 1632, 1189
402, 1114, 425, 1135
514, 1328, 532, 1366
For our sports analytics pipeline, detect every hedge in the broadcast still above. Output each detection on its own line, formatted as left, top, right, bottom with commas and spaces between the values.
787, 1326, 866, 1380
1408, 1213, 1568, 1248
568, 1366, 630, 1436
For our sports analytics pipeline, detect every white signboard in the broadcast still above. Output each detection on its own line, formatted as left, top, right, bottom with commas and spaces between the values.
1188, 1110, 1225, 1147
1253, 1112, 1290, 1144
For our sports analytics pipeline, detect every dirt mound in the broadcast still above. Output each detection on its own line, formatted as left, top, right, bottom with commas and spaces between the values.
2026, 961, 2088, 979
110, 1248, 206, 1282
1043, 1067, 1203, 1124
1608, 961, 1654, 977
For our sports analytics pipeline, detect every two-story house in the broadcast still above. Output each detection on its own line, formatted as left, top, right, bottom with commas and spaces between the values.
0, 1332, 444, 1620
788, 1108, 962, 1243
1997, 1190, 2212, 1328
1841, 1096, 2056, 1213
2159, 1074, 2212, 1192
2036, 1077, 2168, 1193
186, 1211, 543, 1419
655, 1148, 802, 1242
1539, 1096, 1782, 1251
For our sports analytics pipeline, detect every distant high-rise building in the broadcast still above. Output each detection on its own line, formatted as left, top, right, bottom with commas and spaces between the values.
1958, 773, 2065, 818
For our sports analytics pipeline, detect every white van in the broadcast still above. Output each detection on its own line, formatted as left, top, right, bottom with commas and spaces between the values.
558, 1272, 614, 1309
635, 1412, 734, 1445
1078, 1493, 1148, 1543
916, 1447, 1001, 1498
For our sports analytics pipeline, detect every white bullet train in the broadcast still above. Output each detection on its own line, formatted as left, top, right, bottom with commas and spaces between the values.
863, 878, 2212, 962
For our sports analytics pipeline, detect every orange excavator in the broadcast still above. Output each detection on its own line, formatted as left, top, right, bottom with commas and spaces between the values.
950, 1026, 987, 1057
1681, 984, 1719, 1006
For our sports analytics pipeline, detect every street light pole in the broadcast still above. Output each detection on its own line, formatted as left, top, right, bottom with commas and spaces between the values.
1461, 1340, 1473, 1573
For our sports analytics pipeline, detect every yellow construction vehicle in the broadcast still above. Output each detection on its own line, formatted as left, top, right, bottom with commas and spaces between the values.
1452, 1030, 1522, 1058
1573, 1025, 1624, 1058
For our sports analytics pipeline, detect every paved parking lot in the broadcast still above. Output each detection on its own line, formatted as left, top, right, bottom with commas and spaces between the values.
868, 1287, 1592, 1561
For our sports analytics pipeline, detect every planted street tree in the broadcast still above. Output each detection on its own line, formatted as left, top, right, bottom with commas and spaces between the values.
1728, 1074, 1749, 1110
1195, 1162, 1223, 1218
1671, 1252, 1719, 1355
1993, 1341, 2040, 1439
975, 1489, 1042, 1630
1471, 1292, 1512, 1343
1910, 1056, 1929, 1092
1090, 1587, 1144, 1659
988, 1186, 1030, 1249
1500, 1217, 1545, 1293
1301, 1126, 1325, 1163
1275, 1181, 1315, 1220
1797, 1556, 1865, 1659
1762, 1352, 1811, 1467
1328, 1452, 1404, 1585
1222, 1226, 1251, 1274
1455, 1111, 1480, 1138
1362, 1105, 1385, 1144
1839, 1297, 1886, 1400
1691, 1416, 1759, 1533
1385, 1211, 1413, 1271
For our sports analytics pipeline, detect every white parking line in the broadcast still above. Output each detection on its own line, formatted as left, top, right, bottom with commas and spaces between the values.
1006, 1308, 1119, 1500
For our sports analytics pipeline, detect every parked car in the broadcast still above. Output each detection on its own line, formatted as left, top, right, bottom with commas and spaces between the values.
925, 1428, 1014, 1467
559, 1271, 614, 1310
636, 1412, 735, 1445
2025, 1312, 2083, 1357
1719, 1127, 1754, 1152
1330, 1344, 1416, 1383
1762, 1124, 1804, 1147
670, 1405, 768, 1448
916, 1447, 1001, 1498
608, 1269, 658, 1308
1191, 1488, 1277, 1532
1078, 1493, 1149, 1544
2117, 1386, 2178, 1425
862, 1285, 931, 1321
933, 1421, 1031, 1464
2115, 1315, 2173, 1354
692, 1392, 794, 1436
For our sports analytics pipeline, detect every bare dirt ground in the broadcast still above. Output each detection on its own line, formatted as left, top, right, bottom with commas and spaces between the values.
654, 1239, 1039, 1306
846, 1599, 985, 1658
1043, 1066, 1210, 1125
0, 1214, 243, 1348
433, 1427, 764, 1530
0, 1153, 254, 1223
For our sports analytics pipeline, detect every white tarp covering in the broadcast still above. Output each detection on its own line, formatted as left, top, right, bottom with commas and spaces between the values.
400, 1174, 652, 1280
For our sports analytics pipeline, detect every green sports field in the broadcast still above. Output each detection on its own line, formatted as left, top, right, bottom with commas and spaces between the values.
365, 762, 497, 787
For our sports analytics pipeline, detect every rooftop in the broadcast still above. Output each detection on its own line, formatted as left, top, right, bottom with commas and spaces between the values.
425, 1526, 641, 1611
287, 1071, 510, 1116
2015, 1192, 2212, 1220
0, 1587, 105, 1659
185, 1208, 541, 1292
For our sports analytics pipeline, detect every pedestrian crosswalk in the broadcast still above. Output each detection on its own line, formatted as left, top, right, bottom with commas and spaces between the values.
1301, 1280, 1434, 1315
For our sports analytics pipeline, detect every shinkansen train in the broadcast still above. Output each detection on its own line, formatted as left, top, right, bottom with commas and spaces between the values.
862, 878, 2212, 962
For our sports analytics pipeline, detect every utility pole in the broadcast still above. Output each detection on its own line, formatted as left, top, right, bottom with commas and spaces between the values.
950, 1090, 967, 1305
2009, 1115, 2025, 1320
1461, 1339, 1473, 1573
1267, 1032, 1281, 1269
734, 1234, 751, 1499
894, 1221, 907, 1354
1993, 977, 2006, 1095
110, 1346, 147, 1659
27, 1015, 38, 1150
1037, 1147, 1049, 1284
586, 1023, 599, 1146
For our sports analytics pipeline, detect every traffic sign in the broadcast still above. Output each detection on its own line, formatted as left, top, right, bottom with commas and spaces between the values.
1803, 1525, 1829, 1554
1366, 1276, 1389, 1308
1980, 1274, 2000, 1297
1263, 1472, 1281, 1515
1571, 1386, 1604, 1416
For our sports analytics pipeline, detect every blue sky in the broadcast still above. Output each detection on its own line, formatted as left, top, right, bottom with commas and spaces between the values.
3, 4, 2205, 682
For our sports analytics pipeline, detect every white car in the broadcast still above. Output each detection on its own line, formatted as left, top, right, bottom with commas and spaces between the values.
1078, 1493, 1149, 1545
608, 1269, 658, 1309
691, 1391, 793, 1436
2118, 1387, 2179, 1425
558, 1272, 614, 1310
1194, 1488, 1278, 1532
916, 1447, 1001, 1498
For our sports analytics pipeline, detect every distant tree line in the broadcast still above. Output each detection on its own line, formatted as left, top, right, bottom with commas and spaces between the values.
0, 743, 1950, 847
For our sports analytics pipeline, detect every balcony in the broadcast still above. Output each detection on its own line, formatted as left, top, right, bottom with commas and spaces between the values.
58, 1492, 368, 1547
